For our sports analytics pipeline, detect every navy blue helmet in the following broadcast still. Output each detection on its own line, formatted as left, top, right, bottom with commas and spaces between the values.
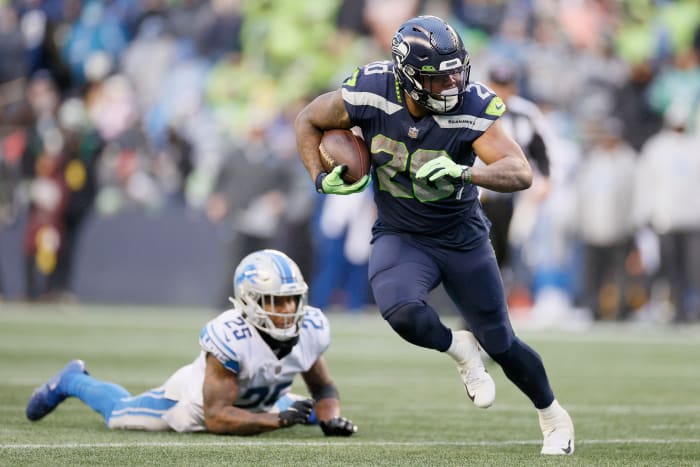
391, 16, 471, 114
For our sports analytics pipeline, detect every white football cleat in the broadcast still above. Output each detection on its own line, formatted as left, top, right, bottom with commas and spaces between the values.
447, 330, 495, 409
539, 402, 575, 455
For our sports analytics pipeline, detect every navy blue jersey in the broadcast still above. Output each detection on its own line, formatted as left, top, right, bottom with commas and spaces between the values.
342, 61, 505, 249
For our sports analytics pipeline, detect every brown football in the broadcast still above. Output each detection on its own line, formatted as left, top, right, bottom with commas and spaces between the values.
319, 129, 371, 183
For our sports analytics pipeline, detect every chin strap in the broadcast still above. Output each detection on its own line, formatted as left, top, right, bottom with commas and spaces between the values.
259, 330, 299, 359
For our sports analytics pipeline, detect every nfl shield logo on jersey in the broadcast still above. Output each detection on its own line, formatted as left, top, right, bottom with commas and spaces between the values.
408, 126, 420, 139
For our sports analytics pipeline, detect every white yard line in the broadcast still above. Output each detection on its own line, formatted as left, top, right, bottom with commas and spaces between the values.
2, 439, 700, 449
651, 424, 700, 429
4, 403, 700, 414
336, 403, 700, 414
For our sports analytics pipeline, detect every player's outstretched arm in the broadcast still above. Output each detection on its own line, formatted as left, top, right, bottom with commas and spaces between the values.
202, 354, 310, 435
302, 356, 358, 436
295, 90, 352, 184
471, 119, 532, 193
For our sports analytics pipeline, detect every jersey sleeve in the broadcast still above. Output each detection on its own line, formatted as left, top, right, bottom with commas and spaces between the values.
341, 60, 403, 129
468, 81, 507, 135
299, 306, 331, 357
198, 310, 245, 374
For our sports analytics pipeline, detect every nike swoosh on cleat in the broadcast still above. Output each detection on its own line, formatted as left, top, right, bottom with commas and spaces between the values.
48, 382, 58, 391
464, 385, 476, 402
562, 439, 572, 454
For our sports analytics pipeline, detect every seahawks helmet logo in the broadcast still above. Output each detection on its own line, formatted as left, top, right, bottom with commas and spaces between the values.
391, 34, 409, 63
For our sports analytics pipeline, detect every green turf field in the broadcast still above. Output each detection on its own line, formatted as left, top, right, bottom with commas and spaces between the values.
1, 303, 699, 466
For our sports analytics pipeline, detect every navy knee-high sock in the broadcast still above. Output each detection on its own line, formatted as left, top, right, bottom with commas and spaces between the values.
490, 337, 555, 409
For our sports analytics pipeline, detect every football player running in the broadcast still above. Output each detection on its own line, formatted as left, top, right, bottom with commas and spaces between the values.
26, 250, 357, 437
295, 15, 573, 454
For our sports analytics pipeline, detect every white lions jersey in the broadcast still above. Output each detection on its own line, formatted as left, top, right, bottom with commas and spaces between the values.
160, 301, 330, 432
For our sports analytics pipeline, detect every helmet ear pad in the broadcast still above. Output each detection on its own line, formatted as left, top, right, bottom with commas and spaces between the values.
233, 249, 308, 341
391, 15, 471, 113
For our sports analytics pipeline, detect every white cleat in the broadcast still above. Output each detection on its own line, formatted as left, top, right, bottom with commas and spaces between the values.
459, 363, 496, 409
447, 330, 496, 409
540, 406, 575, 455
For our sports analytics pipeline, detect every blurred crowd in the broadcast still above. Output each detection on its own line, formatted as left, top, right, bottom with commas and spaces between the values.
0, 0, 699, 324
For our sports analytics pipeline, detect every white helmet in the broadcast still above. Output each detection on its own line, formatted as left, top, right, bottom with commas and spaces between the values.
233, 249, 308, 341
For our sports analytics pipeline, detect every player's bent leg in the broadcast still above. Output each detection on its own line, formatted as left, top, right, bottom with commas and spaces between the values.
445, 330, 495, 409
369, 234, 493, 407
538, 399, 575, 455
107, 388, 177, 431
26, 359, 89, 421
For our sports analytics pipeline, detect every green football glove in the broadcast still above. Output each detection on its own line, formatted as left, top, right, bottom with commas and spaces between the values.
416, 155, 470, 182
316, 165, 371, 195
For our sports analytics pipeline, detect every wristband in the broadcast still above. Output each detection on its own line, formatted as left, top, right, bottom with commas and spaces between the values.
315, 172, 328, 193
461, 166, 472, 184
311, 382, 339, 401
456, 166, 471, 200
